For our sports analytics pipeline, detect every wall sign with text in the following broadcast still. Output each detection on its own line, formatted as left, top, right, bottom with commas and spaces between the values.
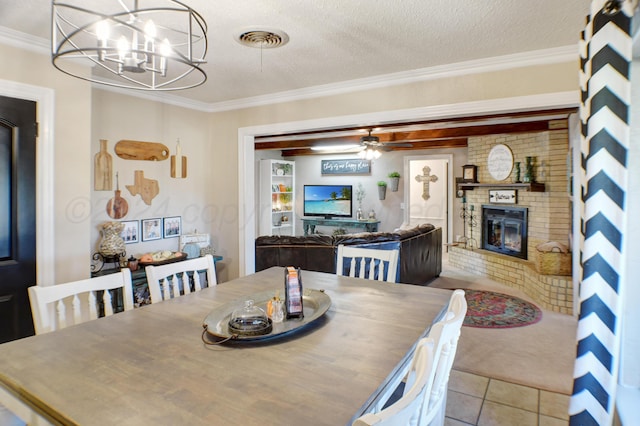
321, 159, 371, 175
489, 189, 517, 204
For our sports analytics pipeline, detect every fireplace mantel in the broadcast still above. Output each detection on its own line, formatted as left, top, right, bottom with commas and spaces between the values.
459, 182, 545, 192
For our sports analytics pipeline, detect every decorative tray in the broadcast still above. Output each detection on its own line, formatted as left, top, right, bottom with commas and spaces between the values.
203, 288, 331, 342
138, 252, 186, 267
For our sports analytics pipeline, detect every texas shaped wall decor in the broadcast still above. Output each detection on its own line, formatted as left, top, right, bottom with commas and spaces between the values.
126, 170, 159, 205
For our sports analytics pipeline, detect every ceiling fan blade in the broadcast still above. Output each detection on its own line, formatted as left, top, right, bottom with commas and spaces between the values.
381, 142, 413, 151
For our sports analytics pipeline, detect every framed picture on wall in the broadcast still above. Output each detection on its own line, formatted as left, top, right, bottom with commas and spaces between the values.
119, 220, 139, 244
462, 164, 477, 183
141, 218, 162, 241
163, 216, 182, 238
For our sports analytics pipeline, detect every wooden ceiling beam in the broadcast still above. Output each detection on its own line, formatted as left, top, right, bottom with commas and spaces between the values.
255, 120, 559, 151
253, 107, 575, 142
280, 138, 468, 157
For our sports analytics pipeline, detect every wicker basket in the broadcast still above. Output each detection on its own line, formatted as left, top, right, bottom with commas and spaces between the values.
536, 246, 572, 276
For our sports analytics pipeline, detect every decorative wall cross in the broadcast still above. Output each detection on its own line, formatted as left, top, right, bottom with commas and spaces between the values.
415, 166, 438, 200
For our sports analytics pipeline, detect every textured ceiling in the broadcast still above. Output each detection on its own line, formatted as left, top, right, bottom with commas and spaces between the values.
0, 0, 591, 105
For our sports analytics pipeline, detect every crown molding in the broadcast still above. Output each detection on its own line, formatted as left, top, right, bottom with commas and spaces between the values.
0, 25, 579, 114
212, 45, 579, 112
0, 26, 49, 54
92, 84, 214, 112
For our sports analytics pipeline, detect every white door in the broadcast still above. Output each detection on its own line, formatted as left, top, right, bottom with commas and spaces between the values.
404, 156, 452, 244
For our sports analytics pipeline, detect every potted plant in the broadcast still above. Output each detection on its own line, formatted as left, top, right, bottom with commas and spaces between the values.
377, 181, 387, 200
282, 163, 293, 176
388, 171, 401, 192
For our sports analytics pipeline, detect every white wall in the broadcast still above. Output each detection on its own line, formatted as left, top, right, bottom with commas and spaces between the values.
0, 35, 581, 282
620, 60, 640, 387
0, 42, 92, 284
90, 90, 230, 280
284, 148, 467, 235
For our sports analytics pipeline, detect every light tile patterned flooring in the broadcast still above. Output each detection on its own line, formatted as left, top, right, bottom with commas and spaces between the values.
446, 369, 570, 425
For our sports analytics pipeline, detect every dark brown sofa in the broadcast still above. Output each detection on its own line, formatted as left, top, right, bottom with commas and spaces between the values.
255, 224, 442, 285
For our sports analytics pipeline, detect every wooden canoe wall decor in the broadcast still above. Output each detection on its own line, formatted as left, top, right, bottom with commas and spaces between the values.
126, 170, 159, 206
115, 140, 170, 161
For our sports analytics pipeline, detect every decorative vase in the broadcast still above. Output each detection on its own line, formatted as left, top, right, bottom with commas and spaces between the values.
356, 207, 364, 220
513, 162, 521, 183
523, 156, 534, 183
98, 221, 126, 258
389, 177, 400, 192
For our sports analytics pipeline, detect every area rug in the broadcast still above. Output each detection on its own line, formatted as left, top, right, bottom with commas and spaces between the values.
462, 289, 542, 328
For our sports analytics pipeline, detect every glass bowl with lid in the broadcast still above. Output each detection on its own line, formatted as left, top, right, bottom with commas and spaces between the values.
228, 300, 273, 336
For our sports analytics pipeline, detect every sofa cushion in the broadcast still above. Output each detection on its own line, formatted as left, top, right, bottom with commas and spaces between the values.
256, 234, 333, 246
392, 223, 435, 240
333, 232, 396, 245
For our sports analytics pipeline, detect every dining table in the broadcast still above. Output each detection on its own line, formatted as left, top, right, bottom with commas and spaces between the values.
0, 267, 452, 425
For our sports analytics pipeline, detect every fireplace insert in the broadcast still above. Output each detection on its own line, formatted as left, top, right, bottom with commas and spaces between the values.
482, 205, 528, 259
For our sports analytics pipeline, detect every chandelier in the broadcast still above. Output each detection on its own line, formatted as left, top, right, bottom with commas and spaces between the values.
51, 0, 208, 91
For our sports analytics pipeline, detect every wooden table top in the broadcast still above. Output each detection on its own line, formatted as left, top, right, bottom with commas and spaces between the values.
0, 267, 451, 426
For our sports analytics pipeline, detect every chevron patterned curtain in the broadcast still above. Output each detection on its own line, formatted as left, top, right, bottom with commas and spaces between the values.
570, 0, 632, 424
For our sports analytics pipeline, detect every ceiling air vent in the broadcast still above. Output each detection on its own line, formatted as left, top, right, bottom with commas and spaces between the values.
235, 28, 289, 49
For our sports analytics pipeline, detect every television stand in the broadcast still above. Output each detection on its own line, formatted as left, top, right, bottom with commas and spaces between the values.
302, 217, 380, 236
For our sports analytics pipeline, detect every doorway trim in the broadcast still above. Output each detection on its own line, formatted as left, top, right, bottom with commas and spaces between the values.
0, 79, 55, 286
239, 91, 579, 275
403, 154, 454, 245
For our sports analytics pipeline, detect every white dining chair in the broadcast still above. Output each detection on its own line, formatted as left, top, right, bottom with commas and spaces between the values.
145, 254, 217, 303
28, 269, 134, 335
0, 386, 53, 425
336, 245, 399, 283
353, 289, 467, 426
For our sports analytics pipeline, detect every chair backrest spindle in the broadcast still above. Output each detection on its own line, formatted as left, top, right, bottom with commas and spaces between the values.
336, 245, 399, 283
28, 269, 134, 335
145, 254, 217, 304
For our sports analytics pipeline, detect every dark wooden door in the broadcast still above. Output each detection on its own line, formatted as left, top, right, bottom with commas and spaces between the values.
0, 95, 37, 342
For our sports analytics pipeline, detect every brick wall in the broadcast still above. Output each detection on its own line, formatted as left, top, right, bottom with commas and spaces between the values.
451, 119, 574, 314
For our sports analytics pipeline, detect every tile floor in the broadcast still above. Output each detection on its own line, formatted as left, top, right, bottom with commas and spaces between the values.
446, 369, 570, 426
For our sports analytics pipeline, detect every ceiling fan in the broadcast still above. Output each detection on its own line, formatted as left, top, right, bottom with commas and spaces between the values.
358, 130, 413, 158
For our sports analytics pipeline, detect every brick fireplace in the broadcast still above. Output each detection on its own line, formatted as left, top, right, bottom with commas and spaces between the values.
449, 120, 574, 314
482, 205, 528, 259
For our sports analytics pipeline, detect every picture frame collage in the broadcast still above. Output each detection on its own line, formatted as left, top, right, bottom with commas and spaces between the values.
120, 216, 182, 243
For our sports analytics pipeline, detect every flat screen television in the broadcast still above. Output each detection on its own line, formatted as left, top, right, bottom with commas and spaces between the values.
303, 185, 353, 219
